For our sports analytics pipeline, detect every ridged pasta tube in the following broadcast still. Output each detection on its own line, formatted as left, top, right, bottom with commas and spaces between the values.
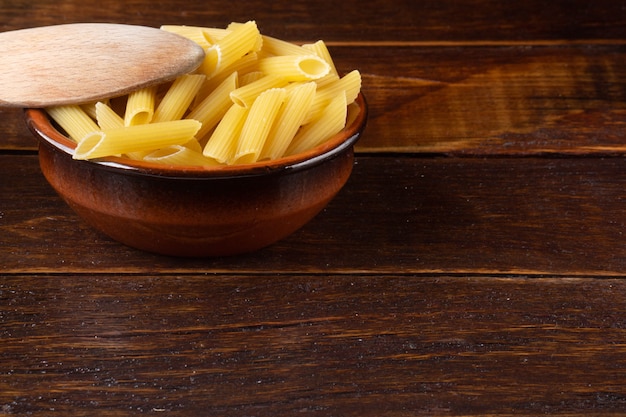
258, 55, 330, 81
200, 20, 261, 77
73, 120, 201, 160
203, 104, 249, 164
234, 88, 287, 164
124, 86, 157, 126
47, 105, 100, 142
286, 91, 347, 156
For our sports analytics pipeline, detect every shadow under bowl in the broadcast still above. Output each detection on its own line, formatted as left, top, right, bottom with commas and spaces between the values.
25, 94, 367, 257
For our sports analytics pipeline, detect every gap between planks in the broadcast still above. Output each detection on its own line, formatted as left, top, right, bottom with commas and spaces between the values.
324, 39, 626, 47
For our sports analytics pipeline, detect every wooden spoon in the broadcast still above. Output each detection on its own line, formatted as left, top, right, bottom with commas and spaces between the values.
0, 23, 206, 108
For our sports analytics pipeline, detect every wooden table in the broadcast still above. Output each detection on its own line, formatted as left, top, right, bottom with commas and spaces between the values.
2, 1, 626, 415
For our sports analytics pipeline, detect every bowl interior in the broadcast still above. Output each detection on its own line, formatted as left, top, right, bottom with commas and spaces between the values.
26, 93, 367, 179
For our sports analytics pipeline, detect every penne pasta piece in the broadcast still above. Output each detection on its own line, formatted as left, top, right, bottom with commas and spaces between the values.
200, 27, 230, 42
73, 120, 201, 160
160, 25, 214, 49
260, 82, 316, 160
226, 22, 263, 51
239, 71, 265, 86
124, 86, 157, 126
286, 91, 347, 156
337, 70, 362, 105
302, 40, 338, 76
313, 73, 341, 88
229, 74, 288, 108
302, 69, 361, 124
124, 150, 151, 161
183, 138, 204, 153
125, 78, 174, 160
143, 144, 219, 166
200, 20, 261, 78
46, 105, 100, 142
258, 54, 330, 81
132, 138, 204, 162
79, 101, 100, 120
122, 148, 152, 161
234, 88, 287, 164
261, 35, 312, 56
152, 74, 205, 123
203, 104, 249, 163
95, 101, 124, 130
186, 71, 238, 141
345, 101, 361, 129
195, 52, 259, 103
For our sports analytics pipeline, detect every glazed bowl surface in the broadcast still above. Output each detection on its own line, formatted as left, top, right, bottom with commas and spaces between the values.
25, 94, 367, 257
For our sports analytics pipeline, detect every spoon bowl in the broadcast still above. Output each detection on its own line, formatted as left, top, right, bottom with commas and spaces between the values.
0, 23, 205, 107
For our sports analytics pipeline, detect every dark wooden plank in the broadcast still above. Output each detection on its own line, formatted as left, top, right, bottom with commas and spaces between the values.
2, 274, 626, 416
2, 155, 625, 275
345, 45, 626, 155
0, 107, 33, 151
3, 45, 626, 156
1, 0, 625, 42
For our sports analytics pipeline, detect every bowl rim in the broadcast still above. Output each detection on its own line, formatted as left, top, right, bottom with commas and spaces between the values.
26, 93, 367, 179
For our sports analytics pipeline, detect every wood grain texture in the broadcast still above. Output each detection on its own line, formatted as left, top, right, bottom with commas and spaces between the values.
348, 45, 626, 155
2, 155, 625, 275
2, 1, 626, 416
2, 274, 626, 416
1, 0, 625, 42
0, 107, 30, 151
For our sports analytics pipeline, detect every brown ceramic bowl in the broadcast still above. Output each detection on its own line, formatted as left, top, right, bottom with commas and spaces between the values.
25, 94, 367, 257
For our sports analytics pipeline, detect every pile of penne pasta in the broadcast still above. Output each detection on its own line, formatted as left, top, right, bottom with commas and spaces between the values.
46, 21, 362, 166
